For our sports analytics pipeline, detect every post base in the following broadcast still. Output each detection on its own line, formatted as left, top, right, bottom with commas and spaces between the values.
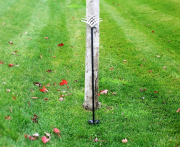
88, 120, 100, 124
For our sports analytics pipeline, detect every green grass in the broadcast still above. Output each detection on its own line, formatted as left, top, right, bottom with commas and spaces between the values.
0, 0, 180, 146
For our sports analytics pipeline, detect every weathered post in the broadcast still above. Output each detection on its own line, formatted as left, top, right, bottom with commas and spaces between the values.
81, 0, 102, 112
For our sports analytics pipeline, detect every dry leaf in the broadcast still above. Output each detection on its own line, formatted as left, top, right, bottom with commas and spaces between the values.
122, 138, 128, 143
44, 37, 48, 39
31, 97, 38, 99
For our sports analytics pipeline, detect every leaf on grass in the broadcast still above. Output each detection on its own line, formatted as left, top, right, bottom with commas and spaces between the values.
52, 56, 56, 58
110, 68, 114, 70
39, 86, 48, 92
53, 82, 56, 86
24, 134, 37, 140
58, 43, 64, 47
148, 70, 152, 73
31, 114, 39, 123
163, 66, 167, 69
45, 83, 50, 86
0, 60, 3, 64
42, 136, 50, 144
5, 115, 11, 120
13, 96, 16, 100
53, 127, 61, 137
9, 107, 13, 112
176, 108, 180, 113
32, 133, 39, 137
154, 91, 158, 93
8, 41, 13, 44
122, 138, 128, 143
46, 70, 52, 72
60, 95, 65, 97
100, 90, 108, 94
156, 55, 160, 57
72, 17, 74, 19
2, 22, 5, 25
59, 79, 68, 86
59, 97, 64, 101
8, 64, 14, 67
152, 31, 154, 33
44, 98, 48, 101
40, 55, 42, 59
34, 82, 42, 87
31, 97, 38, 99
44, 37, 48, 39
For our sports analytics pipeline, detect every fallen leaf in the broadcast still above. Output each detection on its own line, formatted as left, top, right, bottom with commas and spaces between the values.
176, 108, 180, 113
0, 60, 3, 64
110, 68, 114, 70
58, 43, 64, 47
156, 55, 160, 57
40, 55, 42, 59
122, 138, 128, 143
42, 136, 50, 144
100, 90, 108, 94
94, 137, 98, 142
8, 64, 14, 67
148, 70, 152, 73
31, 114, 39, 123
72, 17, 74, 19
59, 97, 64, 101
34, 82, 42, 87
8, 41, 13, 44
2, 22, 5, 25
154, 91, 158, 93
152, 31, 154, 33
39, 86, 48, 92
53, 82, 56, 86
53, 127, 61, 137
163, 66, 167, 69
44, 37, 48, 39
52, 56, 56, 58
24, 134, 36, 141
46, 70, 52, 72
44, 98, 48, 101
31, 97, 38, 99
33, 133, 39, 137
13, 96, 16, 100
59, 79, 68, 86
5, 115, 11, 120
45, 83, 50, 86
9, 107, 12, 112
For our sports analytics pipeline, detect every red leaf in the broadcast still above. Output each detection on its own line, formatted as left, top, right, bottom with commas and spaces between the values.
44, 37, 48, 39
110, 68, 114, 70
46, 70, 52, 72
5, 115, 11, 120
60, 95, 65, 97
154, 91, 158, 93
0, 60, 4, 64
34, 82, 42, 87
53, 127, 61, 137
59, 79, 68, 86
8, 41, 13, 44
42, 136, 50, 144
39, 86, 47, 92
152, 31, 154, 33
28, 136, 36, 140
8, 64, 14, 67
58, 43, 64, 47
72, 17, 74, 19
148, 70, 152, 73
13, 96, 16, 100
44, 98, 48, 101
31, 114, 39, 123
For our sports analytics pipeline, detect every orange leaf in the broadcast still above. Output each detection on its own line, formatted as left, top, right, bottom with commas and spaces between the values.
39, 86, 47, 92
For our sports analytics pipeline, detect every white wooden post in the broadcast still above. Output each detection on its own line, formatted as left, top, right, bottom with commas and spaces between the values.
82, 0, 101, 110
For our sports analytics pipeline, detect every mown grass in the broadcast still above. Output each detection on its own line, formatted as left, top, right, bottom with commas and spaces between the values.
0, 0, 180, 146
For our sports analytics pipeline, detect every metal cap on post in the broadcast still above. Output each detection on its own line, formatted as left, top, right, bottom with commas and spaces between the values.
81, 15, 102, 124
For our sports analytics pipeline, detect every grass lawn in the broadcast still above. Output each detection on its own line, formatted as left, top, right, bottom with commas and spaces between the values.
0, 0, 180, 146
